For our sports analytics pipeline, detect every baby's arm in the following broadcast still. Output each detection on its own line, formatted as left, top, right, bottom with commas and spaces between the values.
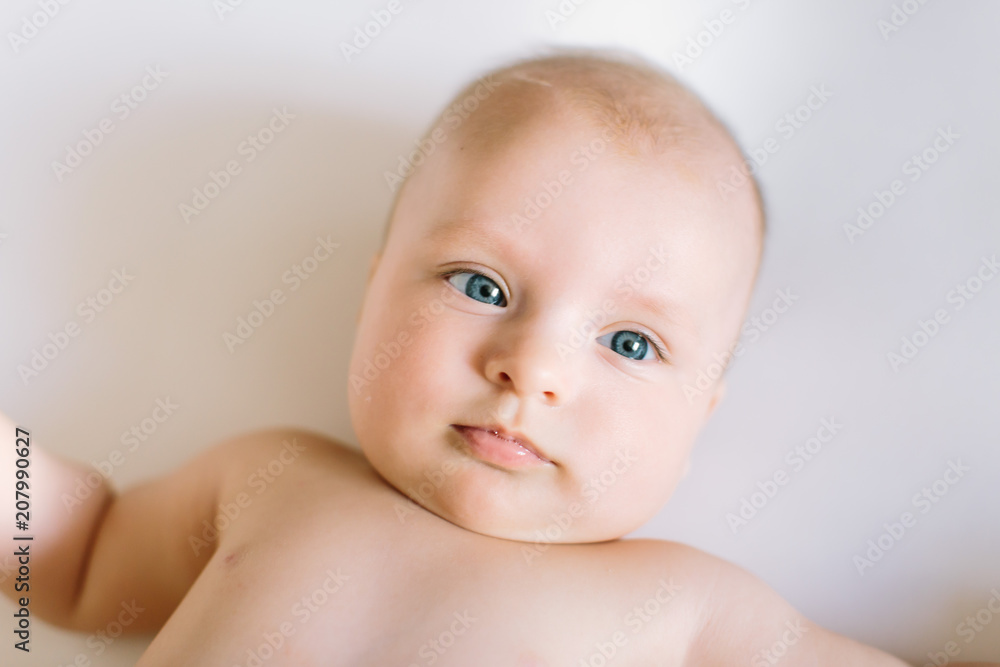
0, 409, 244, 633
689, 564, 910, 667
671, 543, 998, 667
641, 541, 914, 666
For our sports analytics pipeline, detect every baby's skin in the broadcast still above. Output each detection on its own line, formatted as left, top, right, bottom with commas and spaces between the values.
0, 422, 916, 666
3, 54, 996, 666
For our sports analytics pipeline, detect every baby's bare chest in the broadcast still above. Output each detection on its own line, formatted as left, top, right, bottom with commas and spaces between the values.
139, 460, 692, 666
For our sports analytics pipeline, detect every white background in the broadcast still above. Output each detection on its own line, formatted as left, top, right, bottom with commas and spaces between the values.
1, 0, 998, 665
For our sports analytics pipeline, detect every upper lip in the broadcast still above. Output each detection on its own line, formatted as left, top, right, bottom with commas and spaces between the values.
455, 423, 552, 463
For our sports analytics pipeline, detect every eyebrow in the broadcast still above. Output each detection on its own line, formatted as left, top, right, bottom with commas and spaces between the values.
624, 287, 699, 341
426, 219, 512, 251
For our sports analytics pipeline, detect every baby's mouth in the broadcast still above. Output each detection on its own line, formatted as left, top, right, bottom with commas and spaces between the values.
450, 424, 552, 469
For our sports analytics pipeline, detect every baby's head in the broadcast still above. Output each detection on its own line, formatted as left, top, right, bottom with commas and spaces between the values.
348, 50, 764, 543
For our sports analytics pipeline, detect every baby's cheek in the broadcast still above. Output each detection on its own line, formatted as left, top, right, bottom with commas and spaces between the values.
352, 296, 448, 394
579, 449, 679, 537
388, 326, 474, 420
611, 415, 686, 500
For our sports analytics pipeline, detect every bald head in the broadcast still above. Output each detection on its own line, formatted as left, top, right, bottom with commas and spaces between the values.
382, 50, 765, 268
451, 53, 725, 159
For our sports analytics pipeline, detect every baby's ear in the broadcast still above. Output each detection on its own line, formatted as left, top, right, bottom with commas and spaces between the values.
705, 379, 727, 419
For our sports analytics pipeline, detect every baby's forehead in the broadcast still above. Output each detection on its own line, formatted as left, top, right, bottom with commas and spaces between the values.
449, 119, 739, 234
441, 87, 755, 227
409, 105, 751, 266
421, 148, 731, 288
384, 55, 763, 256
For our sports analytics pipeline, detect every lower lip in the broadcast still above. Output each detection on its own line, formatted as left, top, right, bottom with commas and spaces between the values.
452, 425, 550, 469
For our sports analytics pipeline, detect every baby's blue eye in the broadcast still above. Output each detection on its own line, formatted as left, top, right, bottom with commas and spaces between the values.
597, 331, 657, 361
446, 271, 507, 307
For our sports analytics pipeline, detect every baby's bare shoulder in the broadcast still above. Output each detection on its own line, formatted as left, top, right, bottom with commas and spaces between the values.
615, 539, 910, 666
205, 427, 366, 505
214, 426, 360, 472
539, 538, 720, 664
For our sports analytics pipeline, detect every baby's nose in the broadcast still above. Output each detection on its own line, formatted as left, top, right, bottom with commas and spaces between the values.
482, 321, 578, 406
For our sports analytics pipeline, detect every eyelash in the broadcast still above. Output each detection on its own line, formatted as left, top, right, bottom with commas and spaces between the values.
439, 268, 670, 363
628, 330, 669, 362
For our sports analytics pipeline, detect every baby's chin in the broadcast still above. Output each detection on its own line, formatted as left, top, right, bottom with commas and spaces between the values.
385, 465, 651, 545
357, 429, 674, 544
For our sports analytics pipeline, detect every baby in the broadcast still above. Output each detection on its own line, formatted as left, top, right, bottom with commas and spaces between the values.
3, 50, 994, 666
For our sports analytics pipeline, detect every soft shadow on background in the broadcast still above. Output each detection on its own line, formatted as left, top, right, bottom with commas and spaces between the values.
1, 1, 998, 665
